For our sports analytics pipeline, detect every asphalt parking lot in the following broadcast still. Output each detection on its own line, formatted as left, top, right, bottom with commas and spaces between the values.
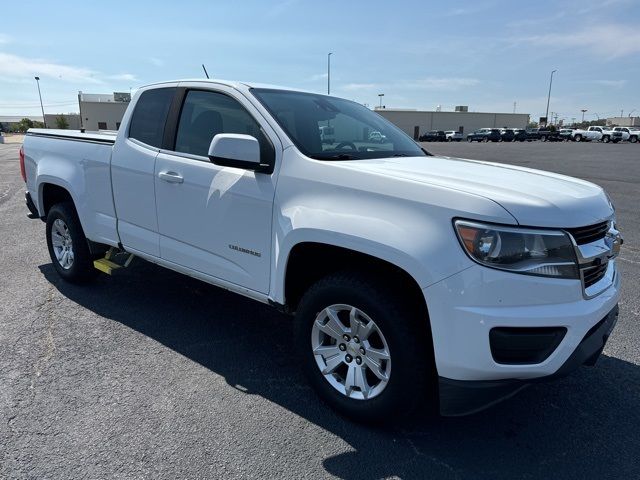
1, 141, 638, 479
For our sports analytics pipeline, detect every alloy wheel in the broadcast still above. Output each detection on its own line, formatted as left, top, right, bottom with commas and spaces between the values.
311, 304, 391, 400
51, 218, 74, 269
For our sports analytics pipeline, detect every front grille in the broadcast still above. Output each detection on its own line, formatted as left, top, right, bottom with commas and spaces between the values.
583, 263, 608, 288
566, 221, 609, 245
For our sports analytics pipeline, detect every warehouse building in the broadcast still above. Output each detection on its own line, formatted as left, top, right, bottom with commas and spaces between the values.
78, 91, 131, 131
375, 107, 530, 139
606, 116, 640, 127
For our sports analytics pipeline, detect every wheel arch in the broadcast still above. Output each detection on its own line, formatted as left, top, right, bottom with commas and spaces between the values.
39, 181, 76, 218
281, 241, 430, 323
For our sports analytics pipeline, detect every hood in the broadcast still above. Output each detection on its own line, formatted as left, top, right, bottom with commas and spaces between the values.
340, 156, 613, 228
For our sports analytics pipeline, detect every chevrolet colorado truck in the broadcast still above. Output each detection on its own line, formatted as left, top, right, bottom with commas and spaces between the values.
21, 80, 622, 421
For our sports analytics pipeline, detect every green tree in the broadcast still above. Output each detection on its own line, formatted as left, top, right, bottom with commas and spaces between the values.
55, 115, 69, 129
16, 118, 34, 133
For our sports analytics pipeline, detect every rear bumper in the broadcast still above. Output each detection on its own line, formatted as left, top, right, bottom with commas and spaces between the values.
439, 304, 619, 416
25, 191, 40, 219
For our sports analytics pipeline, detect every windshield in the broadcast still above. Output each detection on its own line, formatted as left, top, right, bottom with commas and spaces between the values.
251, 88, 425, 160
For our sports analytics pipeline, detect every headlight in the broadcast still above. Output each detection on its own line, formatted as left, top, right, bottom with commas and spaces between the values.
454, 220, 579, 279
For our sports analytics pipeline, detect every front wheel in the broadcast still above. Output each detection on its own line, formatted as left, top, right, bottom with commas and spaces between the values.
294, 272, 435, 423
46, 202, 98, 283
574, 135, 582, 142
603, 135, 610, 143
630, 136, 638, 143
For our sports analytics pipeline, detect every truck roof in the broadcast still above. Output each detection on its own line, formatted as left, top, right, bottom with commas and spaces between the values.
141, 78, 308, 93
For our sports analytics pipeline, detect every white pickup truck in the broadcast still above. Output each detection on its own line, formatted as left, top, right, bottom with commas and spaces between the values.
21, 79, 622, 421
612, 127, 638, 143
571, 126, 623, 143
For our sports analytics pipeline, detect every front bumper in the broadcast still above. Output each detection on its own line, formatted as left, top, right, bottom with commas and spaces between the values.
423, 261, 621, 416
438, 305, 619, 415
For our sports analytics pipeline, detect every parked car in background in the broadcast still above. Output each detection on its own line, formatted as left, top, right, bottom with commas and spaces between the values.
525, 128, 541, 141
626, 127, 640, 143
419, 130, 446, 142
571, 126, 603, 142
538, 128, 560, 142
445, 130, 463, 142
600, 127, 623, 143
512, 129, 529, 141
612, 127, 636, 143
368, 131, 387, 143
499, 129, 515, 142
559, 128, 574, 141
467, 128, 501, 142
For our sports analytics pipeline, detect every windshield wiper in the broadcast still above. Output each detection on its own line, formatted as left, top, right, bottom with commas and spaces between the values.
312, 153, 359, 160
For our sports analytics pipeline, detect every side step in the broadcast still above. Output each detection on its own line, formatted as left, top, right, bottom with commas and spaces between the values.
93, 248, 134, 275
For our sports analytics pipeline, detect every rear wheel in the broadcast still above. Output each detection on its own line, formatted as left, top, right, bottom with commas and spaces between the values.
467, 137, 473, 142
46, 202, 98, 283
294, 271, 435, 423
603, 135, 610, 143
574, 134, 582, 142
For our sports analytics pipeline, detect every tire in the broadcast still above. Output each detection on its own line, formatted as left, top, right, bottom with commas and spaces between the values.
294, 271, 436, 424
541, 135, 547, 142
467, 137, 473, 142
574, 135, 582, 142
603, 135, 610, 143
46, 202, 98, 283
483, 137, 489, 143
631, 136, 638, 144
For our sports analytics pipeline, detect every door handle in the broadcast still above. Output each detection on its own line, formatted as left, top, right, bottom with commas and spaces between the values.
158, 171, 184, 184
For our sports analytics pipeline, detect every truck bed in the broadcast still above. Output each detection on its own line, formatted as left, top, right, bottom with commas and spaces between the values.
24, 128, 119, 247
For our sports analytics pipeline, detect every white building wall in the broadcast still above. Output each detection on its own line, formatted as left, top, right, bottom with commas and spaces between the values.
376, 110, 530, 138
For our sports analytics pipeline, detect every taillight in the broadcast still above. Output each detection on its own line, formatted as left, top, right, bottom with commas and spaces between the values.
19, 145, 26, 182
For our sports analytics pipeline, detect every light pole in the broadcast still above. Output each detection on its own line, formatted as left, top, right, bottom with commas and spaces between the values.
378, 93, 384, 109
581, 109, 587, 123
544, 69, 556, 127
35, 76, 47, 128
629, 109, 636, 117
327, 53, 332, 95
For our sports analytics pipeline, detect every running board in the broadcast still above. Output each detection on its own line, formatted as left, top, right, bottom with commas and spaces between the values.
93, 247, 134, 275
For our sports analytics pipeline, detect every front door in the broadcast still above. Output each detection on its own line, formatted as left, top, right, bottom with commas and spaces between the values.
154, 87, 279, 293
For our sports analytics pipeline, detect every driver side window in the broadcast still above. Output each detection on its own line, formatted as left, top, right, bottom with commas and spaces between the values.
174, 90, 274, 164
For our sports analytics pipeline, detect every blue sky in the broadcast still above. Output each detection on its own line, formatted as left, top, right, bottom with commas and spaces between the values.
1, 0, 638, 122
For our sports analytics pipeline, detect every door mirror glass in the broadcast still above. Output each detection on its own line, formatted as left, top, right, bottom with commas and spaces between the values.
208, 133, 262, 170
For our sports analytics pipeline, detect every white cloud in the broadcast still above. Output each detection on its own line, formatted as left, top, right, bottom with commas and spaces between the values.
108, 73, 138, 82
0, 52, 101, 83
517, 24, 640, 58
594, 79, 627, 88
307, 73, 328, 82
0, 51, 139, 85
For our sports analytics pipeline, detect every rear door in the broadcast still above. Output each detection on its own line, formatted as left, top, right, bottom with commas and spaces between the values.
111, 86, 176, 257
154, 85, 280, 293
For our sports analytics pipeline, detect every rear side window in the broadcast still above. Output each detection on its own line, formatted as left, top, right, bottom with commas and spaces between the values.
128, 87, 176, 148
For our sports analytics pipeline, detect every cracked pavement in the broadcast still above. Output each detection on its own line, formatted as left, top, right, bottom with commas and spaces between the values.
0, 141, 639, 479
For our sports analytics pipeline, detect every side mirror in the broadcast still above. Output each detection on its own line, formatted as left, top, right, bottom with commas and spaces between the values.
208, 133, 263, 171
